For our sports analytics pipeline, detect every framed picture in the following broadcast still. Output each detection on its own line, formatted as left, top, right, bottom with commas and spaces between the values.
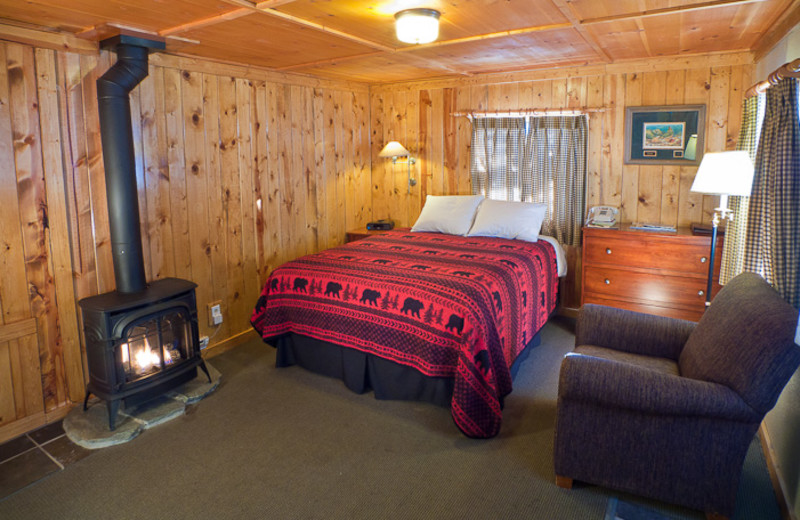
624, 105, 706, 165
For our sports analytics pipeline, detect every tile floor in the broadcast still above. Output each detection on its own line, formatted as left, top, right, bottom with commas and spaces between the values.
0, 421, 93, 501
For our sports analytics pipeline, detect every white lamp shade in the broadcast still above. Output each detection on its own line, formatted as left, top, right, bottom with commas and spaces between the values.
395, 9, 440, 44
379, 141, 410, 158
690, 151, 754, 196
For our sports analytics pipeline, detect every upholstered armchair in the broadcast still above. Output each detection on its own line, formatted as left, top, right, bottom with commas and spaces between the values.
554, 272, 800, 520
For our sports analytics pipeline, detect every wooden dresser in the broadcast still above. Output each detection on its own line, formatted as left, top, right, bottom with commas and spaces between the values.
581, 225, 723, 321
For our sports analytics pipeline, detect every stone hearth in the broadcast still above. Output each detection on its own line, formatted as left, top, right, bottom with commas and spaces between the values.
64, 362, 220, 449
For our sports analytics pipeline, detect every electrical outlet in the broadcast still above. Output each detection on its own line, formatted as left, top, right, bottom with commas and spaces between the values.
199, 336, 209, 350
208, 301, 223, 326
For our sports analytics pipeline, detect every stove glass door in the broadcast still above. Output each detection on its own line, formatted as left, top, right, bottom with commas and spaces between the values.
118, 309, 193, 383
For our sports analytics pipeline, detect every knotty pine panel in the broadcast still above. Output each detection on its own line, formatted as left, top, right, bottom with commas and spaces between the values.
0, 41, 371, 441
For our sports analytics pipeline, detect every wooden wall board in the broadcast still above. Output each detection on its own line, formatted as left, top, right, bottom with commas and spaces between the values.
217, 75, 242, 341
162, 68, 193, 281
35, 47, 85, 403
238, 78, 261, 321
140, 66, 176, 281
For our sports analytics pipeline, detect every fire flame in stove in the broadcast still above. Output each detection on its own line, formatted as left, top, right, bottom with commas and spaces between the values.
121, 338, 170, 374
135, 343, 161, 370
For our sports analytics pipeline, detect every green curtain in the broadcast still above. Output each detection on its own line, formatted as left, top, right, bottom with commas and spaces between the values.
719, 94, 764, 284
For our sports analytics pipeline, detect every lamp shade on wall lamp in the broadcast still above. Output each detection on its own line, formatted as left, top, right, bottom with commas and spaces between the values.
379, 141, 416, 193
395, 9, 440, 44
378, 141, 410, 159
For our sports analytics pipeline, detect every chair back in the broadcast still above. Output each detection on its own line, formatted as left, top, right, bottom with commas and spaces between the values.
679, 272, 800, 415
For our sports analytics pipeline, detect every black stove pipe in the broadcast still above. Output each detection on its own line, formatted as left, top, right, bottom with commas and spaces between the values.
97, 43, 150, 293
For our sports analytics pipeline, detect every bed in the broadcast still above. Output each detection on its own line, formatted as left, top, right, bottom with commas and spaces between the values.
250, 226, 563, 438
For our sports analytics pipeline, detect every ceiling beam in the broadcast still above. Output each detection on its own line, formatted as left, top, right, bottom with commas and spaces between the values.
252, 8, 395, 52
255, 0, 298, 8
160, 8, 252, 36
275, 51, 384, 71
278, 49, 472, 78
550, 0, 612, 62
218, 0, 257, 8
0, 21, 97, 54
580, 0, 770, 25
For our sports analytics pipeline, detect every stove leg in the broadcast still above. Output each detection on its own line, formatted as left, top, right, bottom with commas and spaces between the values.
106, 399, 120, 431
198, 360, 212, 383
83, 390, 92, 411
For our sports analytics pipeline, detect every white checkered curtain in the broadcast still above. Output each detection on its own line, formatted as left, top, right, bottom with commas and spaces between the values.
521, 116, 588, 246
470, 115, 587, 247
470, 117, 525, 201
743, 78, 800, 308
719, 94, 765, 285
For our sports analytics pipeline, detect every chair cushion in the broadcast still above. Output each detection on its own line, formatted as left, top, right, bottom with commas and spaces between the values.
679, 272, 800, 414
575, 345, 679, 376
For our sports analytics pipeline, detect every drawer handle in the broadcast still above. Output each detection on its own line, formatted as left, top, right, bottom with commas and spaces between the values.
604, 278, 611, 285
605, 248, 612, 255
698, 290, 704, 296
700, 257, 707, 263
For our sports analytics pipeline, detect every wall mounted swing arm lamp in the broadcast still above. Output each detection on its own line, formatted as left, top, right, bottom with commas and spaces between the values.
379, 141, 417, 194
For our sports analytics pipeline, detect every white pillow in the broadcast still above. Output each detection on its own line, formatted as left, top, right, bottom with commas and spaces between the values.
467, 199, 547, 242
411, 195, 485, 236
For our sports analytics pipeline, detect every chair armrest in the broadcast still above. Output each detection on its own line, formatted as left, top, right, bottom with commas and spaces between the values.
557, 353, 760, 422
575, 304, 696, 360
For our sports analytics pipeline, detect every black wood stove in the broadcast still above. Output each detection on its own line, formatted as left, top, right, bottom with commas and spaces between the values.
80, 278, 209, 430
79, 34, 209, 430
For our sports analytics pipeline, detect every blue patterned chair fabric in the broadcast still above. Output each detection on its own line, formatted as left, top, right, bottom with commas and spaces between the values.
554, 272, 800, 519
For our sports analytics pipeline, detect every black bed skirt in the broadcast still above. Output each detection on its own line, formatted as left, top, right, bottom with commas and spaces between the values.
272, 332, 541, 409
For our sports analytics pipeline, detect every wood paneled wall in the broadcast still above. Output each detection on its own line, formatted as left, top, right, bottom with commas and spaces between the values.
369, 54, 754, 308
0, 40, 371, 442
370, 55, 753, 227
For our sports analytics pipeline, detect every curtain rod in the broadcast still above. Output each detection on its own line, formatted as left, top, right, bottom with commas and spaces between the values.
744, 57, 800, 98
453, 108, 604, 118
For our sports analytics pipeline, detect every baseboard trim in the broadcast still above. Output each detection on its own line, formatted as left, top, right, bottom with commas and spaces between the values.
556, 306, 580, 318
0, 403, 74, 444
202, 328, 258, 360
759, 424, 796, 520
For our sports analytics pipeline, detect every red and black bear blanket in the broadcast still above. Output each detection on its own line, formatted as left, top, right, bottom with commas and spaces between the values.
250, 231, 558, 438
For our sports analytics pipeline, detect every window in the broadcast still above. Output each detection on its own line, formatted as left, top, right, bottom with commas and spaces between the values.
470, 115, 588, 246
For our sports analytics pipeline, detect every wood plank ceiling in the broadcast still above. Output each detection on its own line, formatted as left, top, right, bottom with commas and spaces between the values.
0, 0, 797, 83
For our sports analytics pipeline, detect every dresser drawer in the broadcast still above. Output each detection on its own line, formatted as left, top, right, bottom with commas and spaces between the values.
582, 294, 704, 322
584, 266, 708, 309
584, 235, 711, 275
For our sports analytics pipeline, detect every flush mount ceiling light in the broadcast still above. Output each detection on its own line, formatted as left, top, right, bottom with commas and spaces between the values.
394, 8, 440, 44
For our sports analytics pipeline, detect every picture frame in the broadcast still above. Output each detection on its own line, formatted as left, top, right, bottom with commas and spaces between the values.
624, 104, 706, 165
